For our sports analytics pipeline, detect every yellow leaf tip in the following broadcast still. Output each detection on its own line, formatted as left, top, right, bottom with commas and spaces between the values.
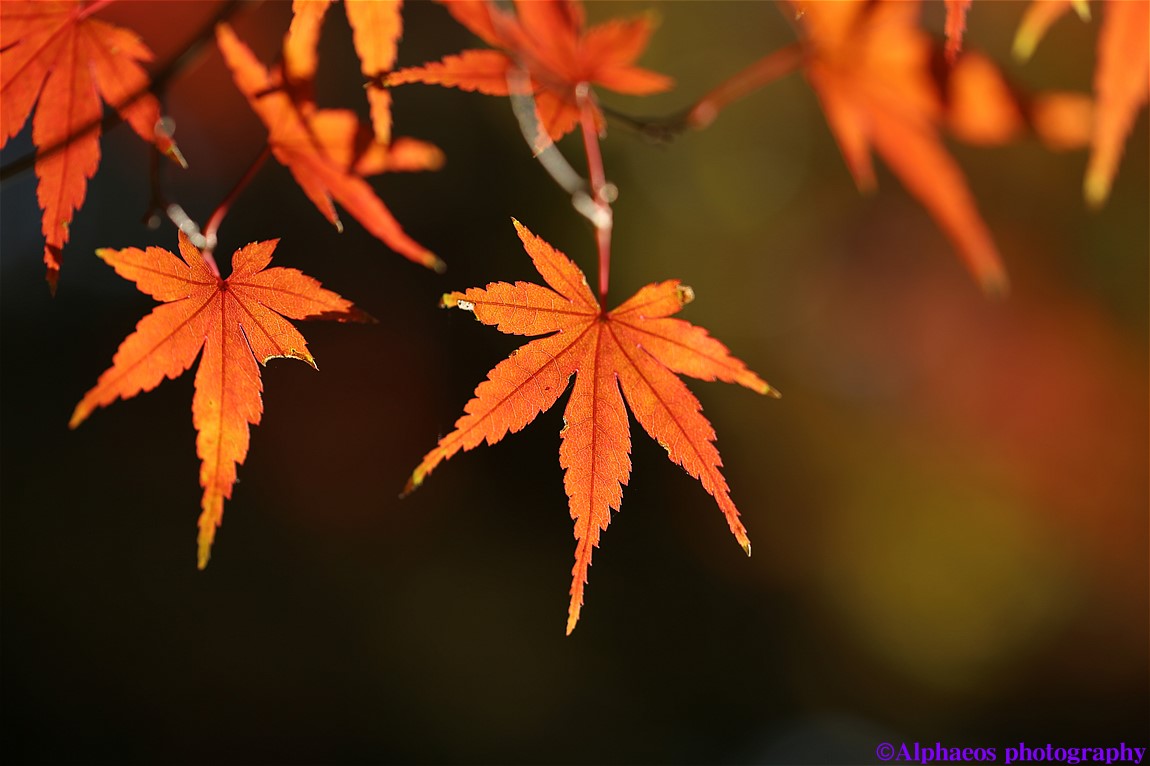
401, 466, 426, 498
67, 408, 85, 430
167, 143, 189, 170
1084, 172, 1111, 210
1071, 0, 1091, 21
440, 292, 471, 310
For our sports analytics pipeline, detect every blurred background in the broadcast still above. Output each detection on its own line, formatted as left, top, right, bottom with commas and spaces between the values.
2, 2, 1146, 763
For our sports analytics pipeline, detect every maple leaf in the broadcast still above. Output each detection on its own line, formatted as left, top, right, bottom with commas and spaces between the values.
791, 0, 1009, 295
70, 232, 369, 568
404, 220, 777, 633
284, 0, 400, 145
216, 22, 445, 271
1014, 0, 1149, 207
0, 0, 185, 291
385, 0, 673, 143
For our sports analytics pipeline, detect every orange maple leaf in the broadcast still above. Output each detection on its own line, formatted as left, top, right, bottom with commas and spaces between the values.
405, 220, 777, 633
385, 0, 673, 142
792, 0, 1008, 294
216, 22, 445, 271
0, 0, 185, 291
1014, 0, 1149, 207
70, 232, 369, 568
285, 0, 400, 145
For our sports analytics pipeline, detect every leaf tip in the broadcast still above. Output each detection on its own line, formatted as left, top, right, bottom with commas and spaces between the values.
736, 524, 754, 554
1084, 171, 1111, 210
676, 284, 695, 306
197, 528, 214, 569
1012, 25, 1041, 62
45, 255, 60, 295
401, 466, 426, 498
314, 306, 378, 324
441, 292, 472, 311
297, 349, 319, 369
565, 605, 581, 635
166, 142, 189, 171
414, 248, 447, 273
68, 404, 88, 430
980, 270, 1011, 300
198, 492, 224, 569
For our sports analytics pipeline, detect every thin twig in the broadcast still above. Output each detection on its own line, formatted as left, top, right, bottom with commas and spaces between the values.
202, 144, 272, 263
686, 42, 805, 129
602, 42, 806, 143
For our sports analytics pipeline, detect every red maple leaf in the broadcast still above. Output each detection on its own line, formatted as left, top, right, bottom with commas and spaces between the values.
216, 22, 445, 271
385, 0, 673, 143
792, 0, 1010, 294
1014, 0, 1149, 207
0, 0, 185, 291
404, 220, 777, 633
70, 232, 369, 567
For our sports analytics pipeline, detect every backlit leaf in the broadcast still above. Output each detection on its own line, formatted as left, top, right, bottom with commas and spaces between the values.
385, 0, 672, 143
1013, 0, 1146, 206
404, 220, 776, 633
793, 0, 1009, 294
217, 22, 444, 271
0, 0, 185, 290
70, 233, 369, 567
285, 0, 402, 144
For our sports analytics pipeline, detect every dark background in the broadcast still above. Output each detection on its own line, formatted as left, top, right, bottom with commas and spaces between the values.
2, 2, 1147, 763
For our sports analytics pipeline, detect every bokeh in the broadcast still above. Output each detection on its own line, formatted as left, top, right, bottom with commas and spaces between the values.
2, 2, 1146, 764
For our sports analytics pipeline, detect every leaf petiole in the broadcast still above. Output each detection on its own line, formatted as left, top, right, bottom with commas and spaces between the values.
686, 42, 804, 130
575, 84, 614, 308
202, 144, 273, 272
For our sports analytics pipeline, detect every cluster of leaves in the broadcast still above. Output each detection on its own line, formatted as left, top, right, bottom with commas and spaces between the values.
1, 0, 1144, 632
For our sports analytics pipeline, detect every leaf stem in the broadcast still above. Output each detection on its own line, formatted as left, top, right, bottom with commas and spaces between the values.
576, 84, 613, 308
685, 43, 805, 129
201, 144, 272, 272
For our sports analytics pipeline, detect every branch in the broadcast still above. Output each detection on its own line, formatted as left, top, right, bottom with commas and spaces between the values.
686, 43, 805, 129
603, 42, 805, 143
